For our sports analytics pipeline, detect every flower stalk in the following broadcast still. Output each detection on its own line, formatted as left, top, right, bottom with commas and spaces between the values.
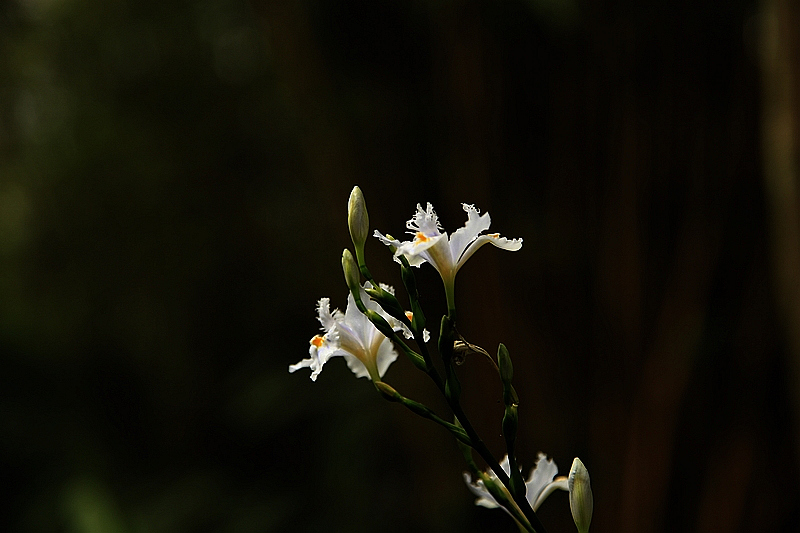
291, 187, 592, 533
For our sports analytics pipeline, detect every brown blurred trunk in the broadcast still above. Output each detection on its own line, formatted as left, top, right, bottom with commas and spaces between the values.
761, 0, 800, 467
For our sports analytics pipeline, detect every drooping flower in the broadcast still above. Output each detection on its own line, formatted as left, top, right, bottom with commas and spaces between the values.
464, 454, 592, 532
375, 203, 521, 312
463, 453, 567, 514
289, 283, 409, 382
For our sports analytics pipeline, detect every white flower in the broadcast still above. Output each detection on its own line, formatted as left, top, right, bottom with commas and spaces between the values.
463, 453, 568, 514
463, 455, 514, 510
289, 283, 407, 382
465, 454, 593, 532
375, 203, 521, 310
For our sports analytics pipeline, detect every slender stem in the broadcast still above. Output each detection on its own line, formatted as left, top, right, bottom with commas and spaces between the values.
413, 328, 445, 392
371, 255, 544, 530
441, 315, 546, 533
375, 382, 470, 446
447, 399, 547, 533
444, 280, 457, 322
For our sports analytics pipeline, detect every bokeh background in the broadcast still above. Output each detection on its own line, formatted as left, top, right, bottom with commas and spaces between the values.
2, 0, 799, 531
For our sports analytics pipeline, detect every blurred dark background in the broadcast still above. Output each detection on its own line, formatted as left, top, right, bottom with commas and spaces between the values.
2, 0, 799, 531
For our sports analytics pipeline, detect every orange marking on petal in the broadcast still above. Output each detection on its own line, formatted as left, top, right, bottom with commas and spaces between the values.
405, 311, 414, 321
310, 335, 325, 348
415, 232, 430, 243
488, 233, 500, 238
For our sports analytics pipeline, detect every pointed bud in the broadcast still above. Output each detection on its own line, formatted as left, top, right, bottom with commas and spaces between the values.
383, 233, 398, 254
342, 249, 361, 294
348, 186, 369, 254
374, 381, 401, 401
342, 249, 367, 313
364, 285, 408, 325
568, 458, 593, 533
497, 343, 513, 384
365, 309, 395, 339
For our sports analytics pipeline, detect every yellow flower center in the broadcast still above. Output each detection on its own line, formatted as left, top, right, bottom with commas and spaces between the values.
310, 335, 324, 348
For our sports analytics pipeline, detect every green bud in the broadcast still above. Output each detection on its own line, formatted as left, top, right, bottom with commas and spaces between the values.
365, 309, 395, 339
383, 234, 398, 255
502, 404, 519, 444
401, 265, 418, 297
497, 344, 519, 407
342, 249, 362, 295
497, 343, 513, 384
568, 458, 593, 533
409, 302, 426, 332
364, 285, 408, 325
348, 186, 369, 253
374, 381, 401, 401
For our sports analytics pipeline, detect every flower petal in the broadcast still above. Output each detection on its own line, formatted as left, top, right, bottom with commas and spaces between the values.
448, 204, 491, 261
316, 298, 340, 330
456, 233, 522, 271
525, 453, 560, 504
395, 231, 446, 258
532, 477, 568, 511
289, 332, 338, 381
342, 353, 371, 379
292, 282, 404, 382
374, 337, 399, 378
463, 473, 501, 509
405, 203, 442, 235
288, 357, 316, 377
374, 230, 428, 267
373, 230, 400, 249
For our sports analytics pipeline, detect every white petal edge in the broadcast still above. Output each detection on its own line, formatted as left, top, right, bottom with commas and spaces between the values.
448, 204, 492, 260
456, 234, 523, 271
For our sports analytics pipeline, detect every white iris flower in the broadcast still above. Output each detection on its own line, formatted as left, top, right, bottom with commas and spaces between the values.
464, 454, 593, 532
463, 453, 568, 514
289, 283, 409, 382
375, 203, 522, 311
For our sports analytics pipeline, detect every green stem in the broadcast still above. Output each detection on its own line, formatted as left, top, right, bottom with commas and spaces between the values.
438, 318, 545, 533
387, 331, 427, 373
374, 382, 470, 446
444, 280, 457, 322
450, 399, 546, 532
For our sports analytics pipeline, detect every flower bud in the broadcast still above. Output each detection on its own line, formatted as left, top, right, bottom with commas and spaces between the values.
382, 233, 398, 254
365, 309, 395, 339
348, 186, 369, 255
568, 458, 593, 533
342, 249, 361, 294
374, 381, 401, 401
342, 249, 367, 313
364, 285, 408, 325
497, 343, 513, 384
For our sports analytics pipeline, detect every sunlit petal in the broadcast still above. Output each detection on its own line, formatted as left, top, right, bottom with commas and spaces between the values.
290, 284, 405, 381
